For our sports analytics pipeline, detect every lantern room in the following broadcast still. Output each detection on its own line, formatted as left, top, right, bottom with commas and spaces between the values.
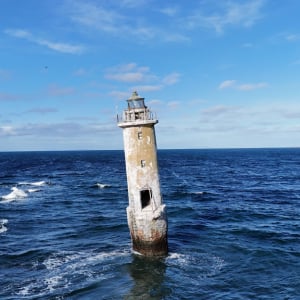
117, 91, 157, 125
127, 91, 147, 110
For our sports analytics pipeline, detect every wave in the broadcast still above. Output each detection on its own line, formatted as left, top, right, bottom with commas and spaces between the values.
1, 187, 28, 202
0, 219, 8, 233
18, 181, 47, 187
95, 183, 111, 189
192, 191, 205, 195
16, 248, 131, 297
27, 188, 41, 193
1, 181, 47, 202
166, 252, 225, 281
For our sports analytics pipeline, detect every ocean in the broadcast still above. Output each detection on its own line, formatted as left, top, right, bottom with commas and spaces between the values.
0, 148, 299, 299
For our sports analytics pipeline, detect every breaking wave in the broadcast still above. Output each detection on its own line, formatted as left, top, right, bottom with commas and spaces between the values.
1, 181, 48, 202
1, 187, 28, 202
95, 183, 111, 189
27, 188, 41, 193
18, 181, 47, 187
16, 249, 131, 298
0, 219, 8, 233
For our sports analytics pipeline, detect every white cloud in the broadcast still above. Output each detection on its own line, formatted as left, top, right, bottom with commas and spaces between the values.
0, 122, 117, 138
109, 90, 130, 100
200, 105, 244, 125
201, 105, 239, 116
132, 85, 163, 92
64, 0, 186, 43
167, 101, 180, 109
38, 39, 84, 54
186, 0, 265, 34
64, 0, 265, 44
105, 63, 180, 92
237, 82, 268, 91
67, 1, 123, 34
120, 0, 148, 8
147, 99, 163, 106
163, 33, 190, 42
285, 33, 300, 42
197, 103, 300, 140
162, 72, 181, 85
219, 80, 268, 91
4, 28, 85, 54
65, 116, 99, 122
0, 126, 16, 136
113, 63, 147, 73
107, 72, 145, 83
4, 29, 31, 39
219, 80, 236, 89
275, 107, 300, 119
185, 104, 299, 147
158, 6, 178, 17
105, 63, 154, 83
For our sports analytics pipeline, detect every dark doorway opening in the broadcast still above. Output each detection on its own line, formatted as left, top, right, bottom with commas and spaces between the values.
140, 189, 151, 209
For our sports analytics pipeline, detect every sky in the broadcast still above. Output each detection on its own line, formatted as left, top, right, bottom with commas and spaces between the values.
1, 0, 300, 151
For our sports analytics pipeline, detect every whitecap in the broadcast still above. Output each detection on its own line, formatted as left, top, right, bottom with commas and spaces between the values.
96, 183, 110, 189
18, 180, 46, 186
166, 252, 226, 281
27, 188, 40, 193
44, 249, 129, 271
0, 219, 8, 233
44, 275, 66, 293
16, 248, 131, 298
167, 252, 188, 265
18, 285, 31, 296
85, 249, 129, 263
1, 187, 28, 202
31, 181, 46, 186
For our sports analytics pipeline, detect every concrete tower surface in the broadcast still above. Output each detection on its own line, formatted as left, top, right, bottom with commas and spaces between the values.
118, 91, 168, 256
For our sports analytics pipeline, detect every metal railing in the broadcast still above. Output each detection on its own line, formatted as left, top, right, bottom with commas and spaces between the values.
117, 109, 157, 123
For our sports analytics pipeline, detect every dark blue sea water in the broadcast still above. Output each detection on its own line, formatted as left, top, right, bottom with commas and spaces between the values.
0, 149, 300, 299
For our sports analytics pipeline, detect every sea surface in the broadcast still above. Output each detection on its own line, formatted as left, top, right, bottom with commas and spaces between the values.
0, 148, 300, 299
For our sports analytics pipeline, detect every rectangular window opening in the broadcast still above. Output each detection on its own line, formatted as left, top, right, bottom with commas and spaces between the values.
141, 160, 146, 167
140, 189, 151, 209
138, 131, 142, 140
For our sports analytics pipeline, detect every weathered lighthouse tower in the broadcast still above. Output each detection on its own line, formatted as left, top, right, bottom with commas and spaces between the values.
118, 91, 168, 256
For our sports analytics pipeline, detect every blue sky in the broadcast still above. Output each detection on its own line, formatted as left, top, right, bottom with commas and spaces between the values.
1, 0, 300, 151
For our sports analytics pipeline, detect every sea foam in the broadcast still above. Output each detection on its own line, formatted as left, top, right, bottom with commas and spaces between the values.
16, 249, 131, 297
19, 181, 46, 186
2, 187, 28, 202
27, 188, 40, 193
96, 183, 110, 189
0, 219, 8, 233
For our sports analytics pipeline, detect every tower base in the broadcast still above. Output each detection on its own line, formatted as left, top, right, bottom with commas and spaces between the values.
127, 205, 168, 257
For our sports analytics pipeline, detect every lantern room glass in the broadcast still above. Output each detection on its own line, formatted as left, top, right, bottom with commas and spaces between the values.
127, 99, 146, 109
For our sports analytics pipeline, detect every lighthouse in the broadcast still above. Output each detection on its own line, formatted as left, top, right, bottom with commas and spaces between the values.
117, 91, 168, 256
